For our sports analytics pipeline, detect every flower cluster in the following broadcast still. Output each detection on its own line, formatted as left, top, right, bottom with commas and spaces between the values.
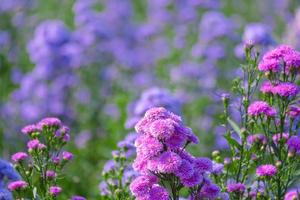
9, 117, 85, 199
215, 44, 300, 199
130, 107, 221, 199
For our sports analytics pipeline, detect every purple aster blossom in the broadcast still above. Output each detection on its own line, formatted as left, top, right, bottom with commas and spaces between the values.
70, 196, 86, 200
212, 162, 224, 175
11, 152, 28, 162
256, 164, 277, 177
0, 159, 20, 181
7, 181, 27, 191
37, 117, 62, 129
247, 134, 267, 145
135, 135, 163, 159
165, 132, 187, 150
175, 160, 194, 179
27, 139, 43, 150
288, 106, 300, 118
157, 151, 182, 174
49, 186, 62, 196
46, 170, 57, 179
198, 183, 220, 199
227, 182, 246, 193
243, 23, 274, 46
273, 82, 299, 98
149, 119, 175, 140
248, 101, 276, 117
218, 192, 230, 200
0, 188, 13, 200
181, 171, 203, 187
272, 133, 289, 144
260, 81, 275, 94
284, 189, 300, 200
287, 136, 300, 154
258, 59, 281, 72
148, 184, 169, 200
62, 151, 73, 161
193, 157, 213, 173
21, 124, 39, 135
130, 175, 158, 197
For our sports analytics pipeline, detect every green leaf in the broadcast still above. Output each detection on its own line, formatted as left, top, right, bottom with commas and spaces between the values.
227, 118, 242, 138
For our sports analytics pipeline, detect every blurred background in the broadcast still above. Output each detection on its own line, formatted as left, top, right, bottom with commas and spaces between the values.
1, 0, 300, 198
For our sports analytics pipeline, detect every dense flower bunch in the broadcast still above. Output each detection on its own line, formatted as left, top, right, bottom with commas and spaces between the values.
213, 44, 300, 199
9, 117, 85, 199
130, 107, 221, 200
100, 88, 181, 199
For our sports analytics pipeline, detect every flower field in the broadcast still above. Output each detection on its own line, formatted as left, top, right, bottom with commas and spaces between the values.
1, 0, 300, 199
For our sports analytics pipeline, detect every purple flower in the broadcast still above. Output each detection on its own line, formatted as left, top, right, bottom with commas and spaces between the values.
62, 151, 73, 161
70, 196, 86, 200
242, 23, 273, 46
174, 159, 194, 179
258, 59, 280, 72
199, 183, 220, 199
193, 157, 213, 173
284, 190, 299, 200
38, 117, 62, 129
21, 124, 39, 135
227, 182, 246, 193
273, 82, 299, 97
256, 164, 277, 177
135, 135, 163, 159
212, 162, 224, 175
248, 101, 276, 117
11, 152, 28, 162
49, 186, 62, 196
46, 170, 57, 179
148, 185, 169, 200
287, 136, 300, 154
130, 175, 158, 197
7, 181, 27, 191
157, 151, 182, 174
181, 171, 203, 187
27, 139, 44, 150
260, 81, 274, 94
149, 119, 175, 140
288, 106, 300, 118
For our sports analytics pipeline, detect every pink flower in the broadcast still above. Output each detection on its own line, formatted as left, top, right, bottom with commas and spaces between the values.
46, 170, 57, 179
149, 119, 175, 139
49, 186, 62, 196
135, 135, 163, 159
258, 59, 280, 72
273, 82, 299, 98
62, 151, 73, 161
157, 151, 182, 174
247, 134, 267, 145
256, 164, 277, 177
8, 181, 28, 191
27, 139, 43, 150
193, 157, 213, 173
272, 133, 289, 144
260, 81, 275, 94
130, 175, 158, 197
248, 101, 276, 117
227, 182, 245, 193
38, 117, 61, 129
21, 124, 39, 135
284, 190, 299, 200
11, 152, 28, 162
288, 106, 300, 118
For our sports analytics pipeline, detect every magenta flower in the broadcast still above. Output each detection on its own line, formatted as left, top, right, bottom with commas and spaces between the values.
227, 182, 246, 193
21, 124, 39, 135
288, 106, 300, 118
62, 151, 73, 161
248, 101, 276, 117
260, 81, 275, 94
8, 181, 28, 191
149, 119, 175, 139
11, 152, 28, 162
38, 117, 62, 129
199, 183, 220, 199
193, 157, 213, 173
157, 151, 182, 174
256, 164, 277, 177
130, 175, 158, 197
273, 82, 299, 98
27, 139, 42, 150
258, 59, 280, 72
148, 185, 169, 200
181, 171, 203, 187
284, 190, 299, 200
46, 170, 57, 179
49, 186, 62, 196
287, 136, 300, 154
